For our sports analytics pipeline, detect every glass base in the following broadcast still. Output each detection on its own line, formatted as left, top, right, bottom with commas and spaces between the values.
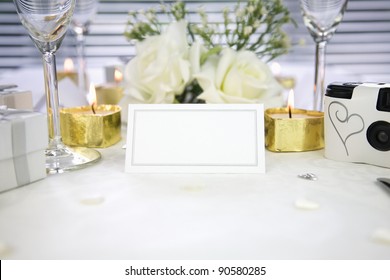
45, 145, 101, 174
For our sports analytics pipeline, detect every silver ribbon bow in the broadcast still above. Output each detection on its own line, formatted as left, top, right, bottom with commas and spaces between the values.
1, 108, 34, 187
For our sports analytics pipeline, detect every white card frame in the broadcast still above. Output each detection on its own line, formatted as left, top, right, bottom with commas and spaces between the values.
125, 104, 265, 173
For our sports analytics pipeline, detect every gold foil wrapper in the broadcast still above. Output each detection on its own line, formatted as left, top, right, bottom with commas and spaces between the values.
60, 105, 121, 148
265, 108, 324, 152
95, 85, 124, 105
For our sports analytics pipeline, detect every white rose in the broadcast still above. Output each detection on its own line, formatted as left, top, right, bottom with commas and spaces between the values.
195, 48, 283, 107
188, 40, 207, 76
123, 20, 191, 104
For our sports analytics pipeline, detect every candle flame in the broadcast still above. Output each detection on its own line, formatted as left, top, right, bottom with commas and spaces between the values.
64, 58, 74, 72
87, 83, 97, 111
287, 89, 294, 110
287, 89, 294, 118
114, 69, 123, 83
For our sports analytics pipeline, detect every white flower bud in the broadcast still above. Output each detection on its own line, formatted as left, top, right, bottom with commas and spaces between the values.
244, 26, 253, 36
247, 5, 255, 13
197, 6, 206, 15
253, 20, 261, 28
235, 8, 245, 18
160, 4, 167, 13
146, 12, 155, 21
133, 23, 141, 32
298, 38, 306, 46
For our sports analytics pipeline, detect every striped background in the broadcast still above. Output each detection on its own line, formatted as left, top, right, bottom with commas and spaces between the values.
1, 0, 390, 77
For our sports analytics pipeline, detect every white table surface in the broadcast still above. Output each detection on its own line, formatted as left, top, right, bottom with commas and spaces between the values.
1, 66, 390, 260
0, 138, 390, 259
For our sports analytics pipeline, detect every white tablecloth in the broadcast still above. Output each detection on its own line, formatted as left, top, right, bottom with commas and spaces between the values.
0, 136, 390, 259
1, 66, 390, 260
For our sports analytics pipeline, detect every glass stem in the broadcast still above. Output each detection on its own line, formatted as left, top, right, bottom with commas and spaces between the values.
76, 32, 87, 92
42, 51, 62, 150
314, 40, 327, 111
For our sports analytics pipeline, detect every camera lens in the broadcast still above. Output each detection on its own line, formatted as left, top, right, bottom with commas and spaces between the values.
377, 131, 389, 143
367, 121, 390, 151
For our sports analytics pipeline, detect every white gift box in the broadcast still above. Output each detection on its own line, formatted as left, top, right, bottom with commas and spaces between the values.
0, 85, 33, 110
0, 109, 48, 192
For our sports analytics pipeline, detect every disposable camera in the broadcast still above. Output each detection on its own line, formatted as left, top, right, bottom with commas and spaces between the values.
324, 82, 390, 168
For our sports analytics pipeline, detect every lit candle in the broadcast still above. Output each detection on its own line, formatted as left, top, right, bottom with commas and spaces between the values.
114, 69, 123, 86
60, 83, 121, 148
105, 65, 124, 83
57, 58, 78, 84
95, 69, 124, 105
265, 89, 324, 152
288, 89, 293, 118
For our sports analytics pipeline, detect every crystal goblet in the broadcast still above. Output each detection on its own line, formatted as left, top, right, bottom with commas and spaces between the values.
300, 0, 348, 111
13, 0, 101, 173
71, 0, 99, 92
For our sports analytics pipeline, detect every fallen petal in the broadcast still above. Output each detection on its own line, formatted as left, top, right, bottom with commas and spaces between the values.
0, 241, 11, 258
372, 228, 390, 245
80, 196, 105, 206
294, 198, 320, 210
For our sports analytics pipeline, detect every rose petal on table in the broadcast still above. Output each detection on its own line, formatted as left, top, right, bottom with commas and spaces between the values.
181, 184, 205, 193
0, 241, 11, 258
371, 228, 390, 245
294, 198, 320, 210
79, 195, 105, 205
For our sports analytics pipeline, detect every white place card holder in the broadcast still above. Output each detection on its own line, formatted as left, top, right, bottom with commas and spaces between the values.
125, 104, 265, 173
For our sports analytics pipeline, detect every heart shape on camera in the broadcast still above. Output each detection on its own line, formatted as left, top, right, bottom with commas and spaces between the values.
328, 101, 365, 156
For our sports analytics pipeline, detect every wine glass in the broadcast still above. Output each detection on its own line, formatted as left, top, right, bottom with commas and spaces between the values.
13, 0, 101, 173
71, 0, 99, 92
300, 0, 348, 111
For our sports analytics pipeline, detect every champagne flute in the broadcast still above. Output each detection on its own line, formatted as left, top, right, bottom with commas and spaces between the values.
300, 0, 348, 111
13, 0, 101, 173
71, 0, 98, 92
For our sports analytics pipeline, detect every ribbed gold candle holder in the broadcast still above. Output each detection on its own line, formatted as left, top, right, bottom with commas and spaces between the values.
57, 71, 78, 84
265, 108, 324, 152
60, 105, 121, 148
95, 85, 124, 105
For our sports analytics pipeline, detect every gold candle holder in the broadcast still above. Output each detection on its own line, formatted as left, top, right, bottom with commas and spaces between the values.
95, 84, 124, 105
276, 75, 296, 90
265, 108, 324, 152
57, 58, 79, 84
60, 105, 121, 148
57, 71, 78, 84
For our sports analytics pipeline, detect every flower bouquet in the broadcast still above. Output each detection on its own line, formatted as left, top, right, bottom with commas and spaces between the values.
122, 0, 295, 107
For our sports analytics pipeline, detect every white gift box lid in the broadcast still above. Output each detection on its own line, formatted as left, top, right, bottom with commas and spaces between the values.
0, 84, 33, 110
0, 110, 47, 161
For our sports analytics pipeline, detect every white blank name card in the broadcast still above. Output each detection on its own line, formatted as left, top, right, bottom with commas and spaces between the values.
125, 104, 265, 173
